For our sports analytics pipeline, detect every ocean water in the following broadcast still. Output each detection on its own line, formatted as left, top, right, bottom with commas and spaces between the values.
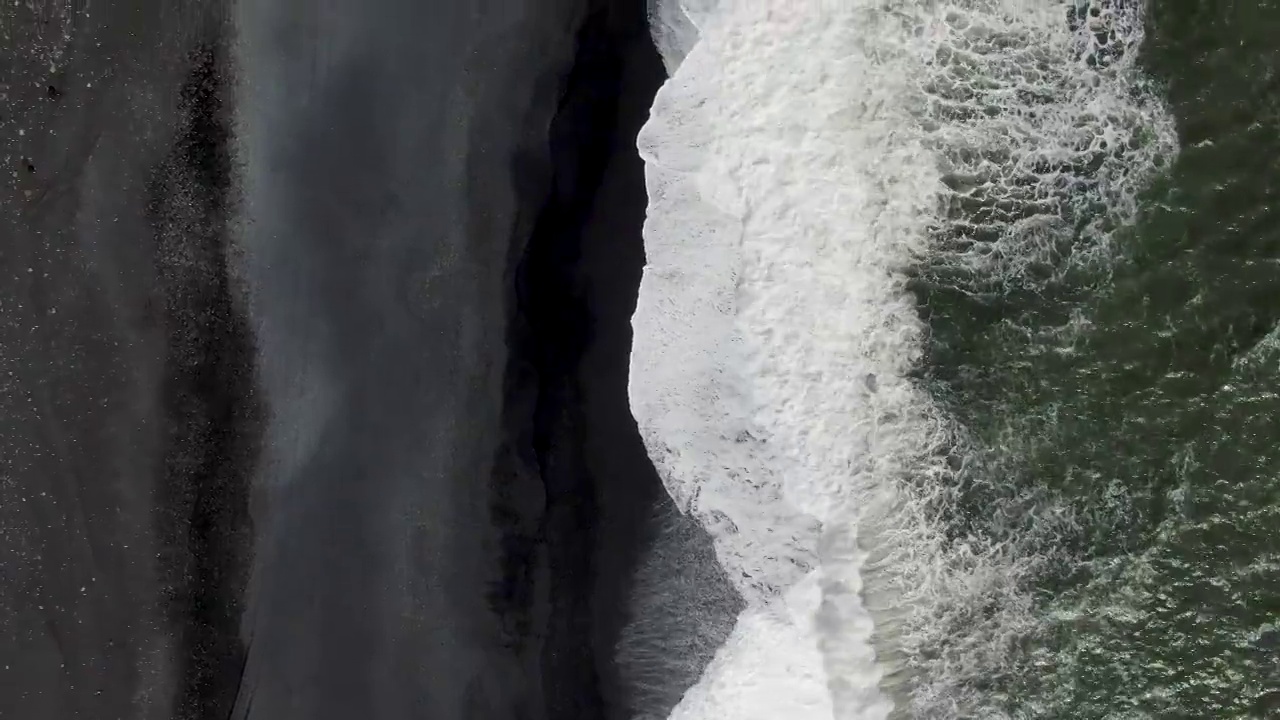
633, 0, 1279, 717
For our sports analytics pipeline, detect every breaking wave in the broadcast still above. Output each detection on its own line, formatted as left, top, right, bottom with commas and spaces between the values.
631, 0, 1176, 717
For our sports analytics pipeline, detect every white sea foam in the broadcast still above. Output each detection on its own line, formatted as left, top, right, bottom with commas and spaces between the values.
631, 1, 1176, 718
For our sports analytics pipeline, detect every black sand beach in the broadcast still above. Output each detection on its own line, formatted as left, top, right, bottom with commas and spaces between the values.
1, 0, 737, 718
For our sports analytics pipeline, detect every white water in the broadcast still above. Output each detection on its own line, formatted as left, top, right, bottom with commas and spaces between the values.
631, 1, 1176, 718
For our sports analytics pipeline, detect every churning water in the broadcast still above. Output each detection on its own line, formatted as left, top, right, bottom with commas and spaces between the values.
632, 0, 1280, 717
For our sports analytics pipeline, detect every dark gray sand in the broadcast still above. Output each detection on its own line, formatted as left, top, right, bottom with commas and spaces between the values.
0, 0, 740, 718
2, 3, 250, 718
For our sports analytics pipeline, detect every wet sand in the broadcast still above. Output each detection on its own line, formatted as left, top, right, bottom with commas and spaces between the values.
228, 0, 590, 716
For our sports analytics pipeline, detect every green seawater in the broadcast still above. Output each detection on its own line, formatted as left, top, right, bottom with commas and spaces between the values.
911, 1, 1280, 716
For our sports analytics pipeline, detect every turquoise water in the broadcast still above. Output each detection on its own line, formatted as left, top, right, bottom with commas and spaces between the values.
911, 0, 1280, 716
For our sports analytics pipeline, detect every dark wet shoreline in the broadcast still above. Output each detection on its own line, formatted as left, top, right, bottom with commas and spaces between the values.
508, 4, 663, 717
